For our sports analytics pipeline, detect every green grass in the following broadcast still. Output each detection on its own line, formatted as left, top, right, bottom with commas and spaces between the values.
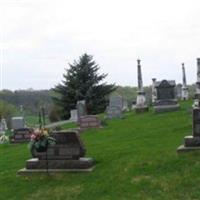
1, 100, 200, 200
25, 115, 49, 128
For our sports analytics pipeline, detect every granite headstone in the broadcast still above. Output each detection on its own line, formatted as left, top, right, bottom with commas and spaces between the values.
154, 80, 180, 113
18, 130, 95, 174
106, 96, 123, 119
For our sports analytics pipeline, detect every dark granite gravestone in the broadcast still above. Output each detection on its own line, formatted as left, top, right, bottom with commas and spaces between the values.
10, 128, 33, 143
106, 96, 123, 119
18, 130, 95, 175
153, 80, 180, 113
177, 106, 200, 152
79, 115, 101, 130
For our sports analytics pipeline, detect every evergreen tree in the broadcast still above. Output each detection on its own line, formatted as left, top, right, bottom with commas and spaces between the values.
53, 53, 116, 119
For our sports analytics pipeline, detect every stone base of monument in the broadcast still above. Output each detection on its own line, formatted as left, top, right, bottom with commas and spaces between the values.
177, 145, 200, 153
135, 106, 149, 113
154, 104, 180, 113
18, 157, 95, 175
177, 136, 200, 153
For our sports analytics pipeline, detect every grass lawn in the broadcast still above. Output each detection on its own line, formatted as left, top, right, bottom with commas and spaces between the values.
25, 115, 50, 128
1, 100, 200, 200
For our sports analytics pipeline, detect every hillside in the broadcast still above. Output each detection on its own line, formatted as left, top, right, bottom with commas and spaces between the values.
1, 100, 200, 200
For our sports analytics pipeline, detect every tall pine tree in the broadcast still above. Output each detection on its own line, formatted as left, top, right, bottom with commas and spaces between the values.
53, 53, 116, 119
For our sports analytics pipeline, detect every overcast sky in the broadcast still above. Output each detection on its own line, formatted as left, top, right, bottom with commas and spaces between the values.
1, 0, 200, 90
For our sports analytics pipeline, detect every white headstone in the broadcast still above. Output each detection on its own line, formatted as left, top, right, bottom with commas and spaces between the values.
11, 117, 25, 130
70, 109, 78, 122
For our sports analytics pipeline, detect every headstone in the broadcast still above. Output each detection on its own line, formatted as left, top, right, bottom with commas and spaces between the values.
178, 59, 200, 152
152, 78, 157, 104
18, 130, 95, 174
0, 118, 7, 135
79, 115, 101, 130
177, 103, 200, 152
176, 83, 182, 100
154, 80, 180, 113
70, 109, 78, 122
106, 95, 123, 119
77, 100, 87, 122
10, 128, 33, 143
122, 99, 129, 112
135, 60, 149, 113
11, 117, 25, 130
181, 63, 189, 100
196, 58, 200, 99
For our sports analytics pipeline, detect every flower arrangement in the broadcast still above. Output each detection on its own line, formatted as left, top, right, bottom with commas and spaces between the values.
0, 134, 9, 144
29, 129, 56, 153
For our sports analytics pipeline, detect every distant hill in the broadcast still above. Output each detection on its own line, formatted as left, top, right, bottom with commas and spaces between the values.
0, 89, 53, 115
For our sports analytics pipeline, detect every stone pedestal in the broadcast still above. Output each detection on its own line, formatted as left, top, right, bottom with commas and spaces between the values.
154, 100, 180, 113
135, 92, 149, 113
177, 107, 200, 153
18, 130, 95, 175
10, 128, 33, 143
181, 87, 189, 101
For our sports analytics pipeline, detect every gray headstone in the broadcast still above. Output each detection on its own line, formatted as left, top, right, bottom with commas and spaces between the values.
77, 100, 87, 120
106, 96, 123, 119
154, 80, 180, 113
109, 96, 123, 110
122, 99, 129, 112
11, 117, 25, 130
70, 109, 78, 122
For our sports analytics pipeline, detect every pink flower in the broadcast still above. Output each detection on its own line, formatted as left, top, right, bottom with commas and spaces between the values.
31, 134, 36, 140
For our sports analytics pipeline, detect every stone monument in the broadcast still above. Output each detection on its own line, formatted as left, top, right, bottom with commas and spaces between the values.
178, 58, 200, 152
18, 130, 95, 174
177, 102, 200, 152
10, 128, 33, 143
152, 78, 157, 105
154, 80, 180, 113
11, 117, 25, 130
77, 100, 87, 122
176, 83, 182, 100
135, 60, 149, 113
0, 118, 7, 135
106, 95, 123, 119
70, 109, 78, 122
181, 63, 189, 100
122, 99, 129, 112
195, 58, 200, 99
79, 115, 101, 130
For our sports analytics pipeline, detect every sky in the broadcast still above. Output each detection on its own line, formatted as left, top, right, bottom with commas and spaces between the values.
1, 0, 200, 90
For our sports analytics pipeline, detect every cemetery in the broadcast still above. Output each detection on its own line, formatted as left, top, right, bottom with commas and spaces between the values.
1, 57, 200, 199
1, 55, 200, 200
